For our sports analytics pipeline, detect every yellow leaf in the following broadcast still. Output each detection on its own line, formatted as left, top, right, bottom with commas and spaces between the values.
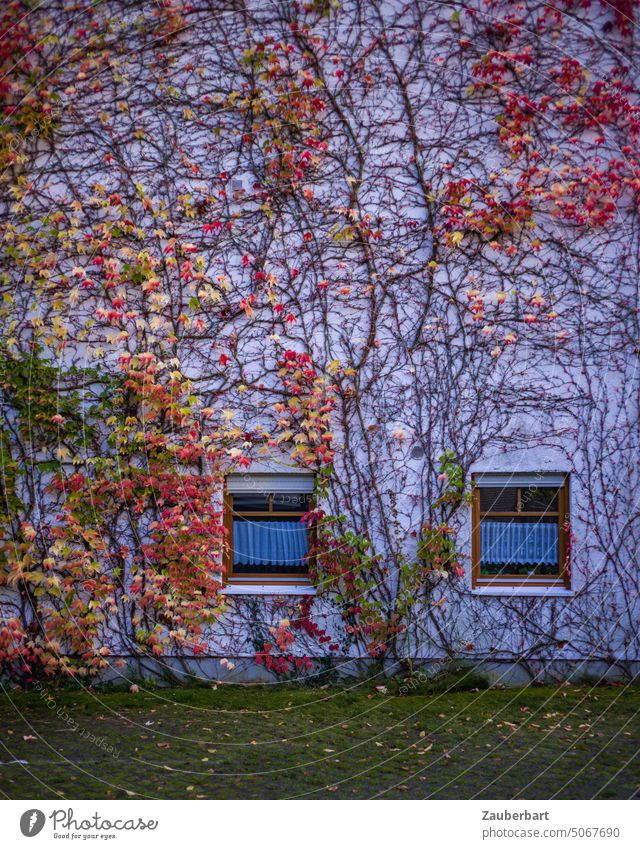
276, 430, 294, 443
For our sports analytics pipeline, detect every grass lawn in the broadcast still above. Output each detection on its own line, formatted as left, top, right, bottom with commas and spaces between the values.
0, 683, 638, 799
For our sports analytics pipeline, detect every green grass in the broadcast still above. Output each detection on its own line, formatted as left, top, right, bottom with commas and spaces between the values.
0, 683, 638, 799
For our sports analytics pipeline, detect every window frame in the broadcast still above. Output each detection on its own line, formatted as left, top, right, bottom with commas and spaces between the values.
223, 479, 315, 586
471, 473, 570, 589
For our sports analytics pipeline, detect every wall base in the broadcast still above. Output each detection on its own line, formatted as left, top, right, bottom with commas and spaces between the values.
87, 656, 640, 688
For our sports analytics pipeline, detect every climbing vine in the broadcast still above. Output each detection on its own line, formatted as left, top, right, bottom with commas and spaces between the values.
1, 0, 638, 681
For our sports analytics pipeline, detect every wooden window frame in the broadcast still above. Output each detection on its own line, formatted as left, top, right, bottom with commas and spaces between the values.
471, 475, 570, 589
223, 484, 315, 586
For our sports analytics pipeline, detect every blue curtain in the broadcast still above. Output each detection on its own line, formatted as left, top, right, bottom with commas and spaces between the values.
233, 520, 308, 567
481, 521, 558, 565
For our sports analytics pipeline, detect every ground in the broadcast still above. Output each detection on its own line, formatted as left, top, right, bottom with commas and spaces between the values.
0, 683, 638, 799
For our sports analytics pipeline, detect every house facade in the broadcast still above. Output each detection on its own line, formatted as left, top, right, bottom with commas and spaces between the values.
0, 0, 638, 684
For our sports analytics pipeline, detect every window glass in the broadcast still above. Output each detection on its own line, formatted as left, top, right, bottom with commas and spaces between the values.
272, 492, 312, 512
520, 486, 558, 512
479, 485, 560, 513
479, 487, 518, 512
232, 492, 270, 512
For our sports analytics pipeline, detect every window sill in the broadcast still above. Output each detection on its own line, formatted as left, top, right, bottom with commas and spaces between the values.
223, 584, 316, 596
472, 586, 574, 598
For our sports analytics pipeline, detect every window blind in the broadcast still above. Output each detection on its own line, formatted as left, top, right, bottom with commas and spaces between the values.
474, 472, 567, 488
227, 473, 315, 494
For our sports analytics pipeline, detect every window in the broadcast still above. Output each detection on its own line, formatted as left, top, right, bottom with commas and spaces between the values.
224, 474, 314, 585
472, 472, 570, 588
